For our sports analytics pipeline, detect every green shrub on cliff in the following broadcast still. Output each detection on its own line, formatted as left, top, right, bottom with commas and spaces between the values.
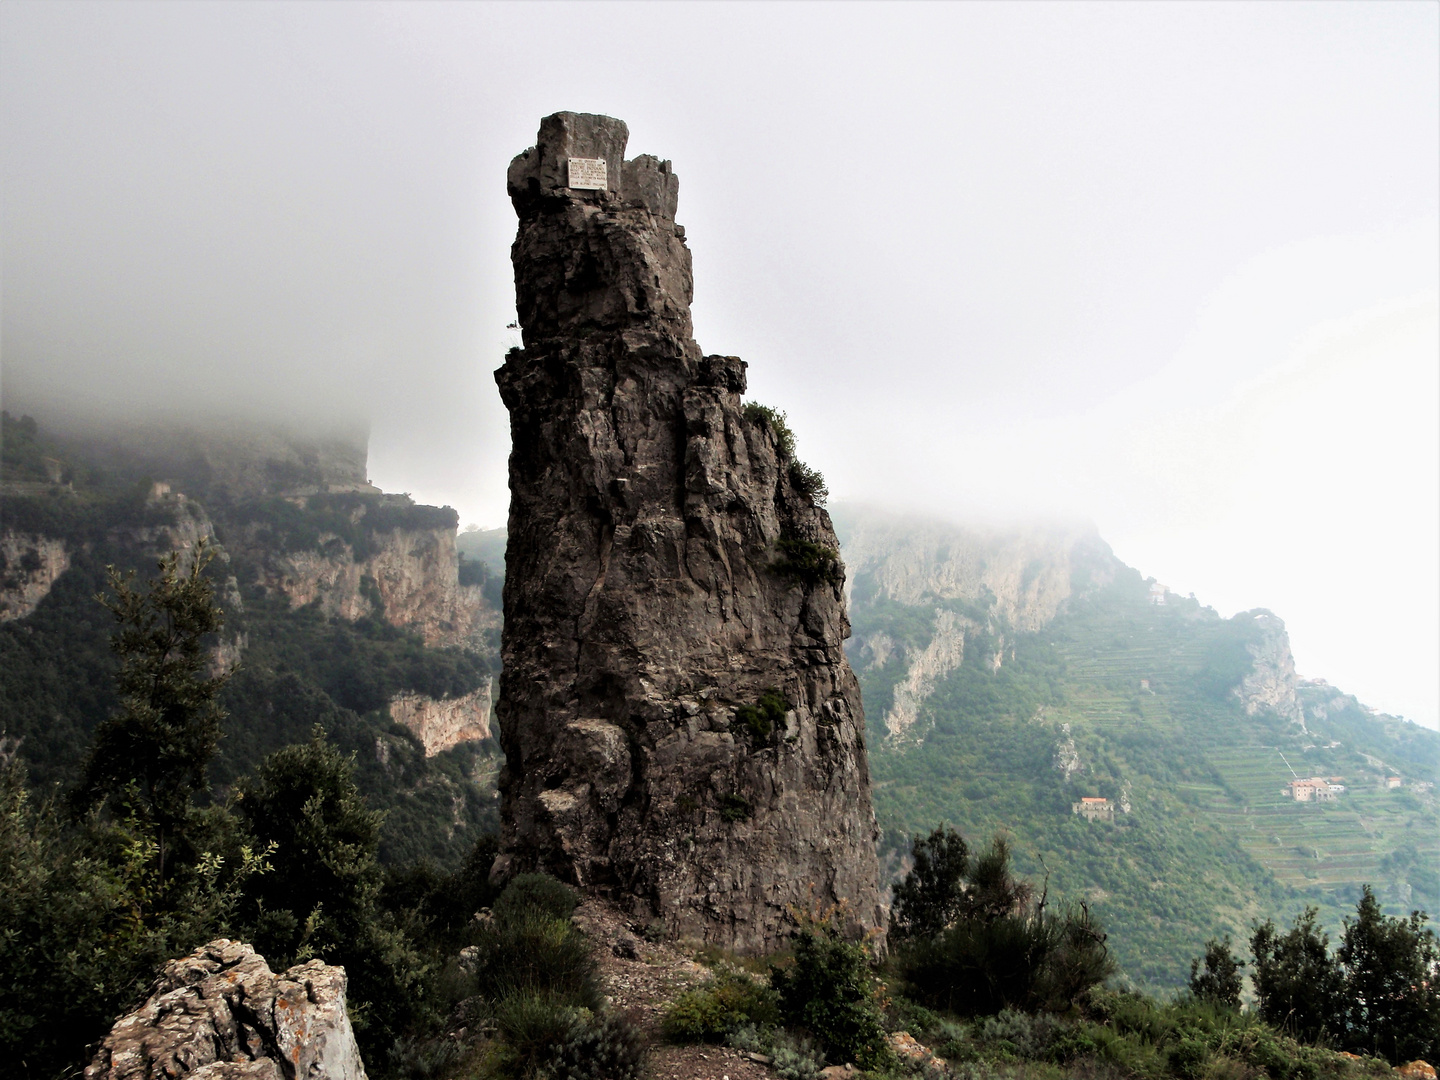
772, 537, 842, 587
743, 403, 797, 459
734, 688, 789, 743
742, 403, 828, 506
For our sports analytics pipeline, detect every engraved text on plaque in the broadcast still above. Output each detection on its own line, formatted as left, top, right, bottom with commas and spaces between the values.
567, 157, 608, 190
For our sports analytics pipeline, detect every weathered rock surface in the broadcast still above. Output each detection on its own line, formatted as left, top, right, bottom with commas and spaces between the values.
239, 515, 497, 650
85, 939, 366, 1080
390, 678, 493, 756
493, 112, 882, 949
0, 532, 69, 621
1232, 609, 1307, 728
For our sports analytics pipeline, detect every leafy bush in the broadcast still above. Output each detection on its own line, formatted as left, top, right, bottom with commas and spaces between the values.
976, 1009, 1061, 1058
891, 831, 1114, 1017
77, 543, 229, 867
450, 873, 624, 1080
545, 1008, 647, 1080
742, 403, 797, 459
380, 832, 502, 955
485, 993, 585, 1077
721, 794, 752, 822
1250, 906, 1343, 1044
787, 461, 829, 506
771, 919, 890, 1069
385, 1035, 470, 1080
1168, 1036, 1210, 1080
0, 754, 263, 1078
742, 403, 828, 505
735, 689, 788, 743
890, 826, 970, 939
1336, 886, 1440, 1062
492, 872, 578, 925
664, 966, 780, 1040
465, 911, 599, 1009
236, 729, 429, 1055
772, 537, 842, 587
727, 1023, 825, 1080
1188, 936, 1244, 1008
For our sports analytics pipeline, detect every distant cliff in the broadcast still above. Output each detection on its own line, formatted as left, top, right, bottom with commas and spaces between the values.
1230, 609, 1306, 729
0, 411, 501, 863
835, 507, 1314, 741
493, 112, 881, 948
835, 507, 1117, 741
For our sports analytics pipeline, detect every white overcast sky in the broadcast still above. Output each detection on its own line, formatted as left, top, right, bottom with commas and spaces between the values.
2, 2, 1437, 726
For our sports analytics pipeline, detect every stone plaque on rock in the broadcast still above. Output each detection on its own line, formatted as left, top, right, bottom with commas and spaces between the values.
567, 157, 608, 190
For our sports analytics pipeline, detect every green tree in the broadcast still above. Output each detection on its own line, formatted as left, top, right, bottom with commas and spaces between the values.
1250, 906, 1343, 1044
78, 542, 228, 880
0, 748, 263, 1078
893, 831, 1112, 1016
771, 916, 889, 1069
890, 825, 969, 939
1188, 936, 1244, 1008
236, 729, 427, 1055
1337, 886, 1440, 1062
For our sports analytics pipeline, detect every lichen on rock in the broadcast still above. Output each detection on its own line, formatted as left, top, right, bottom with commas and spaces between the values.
84, 939, 366, 1080
492, 112, 882, 950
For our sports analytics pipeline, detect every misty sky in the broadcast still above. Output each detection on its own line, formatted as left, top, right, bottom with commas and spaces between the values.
2, 2, 1437, 726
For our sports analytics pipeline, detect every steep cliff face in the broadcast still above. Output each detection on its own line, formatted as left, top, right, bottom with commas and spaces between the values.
1232, 609, 1306, 729
238, 513, 497, 650
493, 112, 881, 948
839, 510, 1106, 631
390, 680, 492, 756
0, 533, 69, 621
836, 507, 1114, 740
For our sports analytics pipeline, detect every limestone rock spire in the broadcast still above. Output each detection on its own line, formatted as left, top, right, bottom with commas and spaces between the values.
493, 111, 882, 949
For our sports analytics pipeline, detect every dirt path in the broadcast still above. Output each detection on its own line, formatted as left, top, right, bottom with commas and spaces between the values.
573, 899, 781, 1080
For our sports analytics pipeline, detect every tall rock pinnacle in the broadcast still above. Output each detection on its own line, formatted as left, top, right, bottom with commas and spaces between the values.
494, 112, 882, 948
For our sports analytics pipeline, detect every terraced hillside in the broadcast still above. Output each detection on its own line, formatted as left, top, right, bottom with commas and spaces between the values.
836, 504, 1439, 994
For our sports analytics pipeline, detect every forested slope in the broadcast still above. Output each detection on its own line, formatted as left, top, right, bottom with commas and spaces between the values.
0, 412, 505, 865
836, 504, 1439, 994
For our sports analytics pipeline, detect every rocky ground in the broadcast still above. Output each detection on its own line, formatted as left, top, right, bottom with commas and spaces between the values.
574, 899, 786, 1080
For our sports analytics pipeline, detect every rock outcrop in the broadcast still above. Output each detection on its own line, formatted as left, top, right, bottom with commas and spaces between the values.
1232, 609, 1307, 729
85, 939, 366, 1080
0, 532, 69, 621
493, 112, 881, 949
239, 510, 497, 650
390, 679, 493, 756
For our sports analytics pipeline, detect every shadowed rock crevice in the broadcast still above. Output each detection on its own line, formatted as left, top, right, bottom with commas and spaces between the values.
493, 112, 882, 950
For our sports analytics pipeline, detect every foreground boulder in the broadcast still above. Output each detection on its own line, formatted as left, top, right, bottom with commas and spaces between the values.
493, 111, 883, 950
85, 939, 365, 1080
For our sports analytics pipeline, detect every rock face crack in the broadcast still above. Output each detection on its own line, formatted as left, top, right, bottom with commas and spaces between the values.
492, 112, 882, 950
85, 940, 366, 1080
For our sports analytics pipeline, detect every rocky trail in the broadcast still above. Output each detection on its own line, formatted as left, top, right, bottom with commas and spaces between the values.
574, 899, 786, 1080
